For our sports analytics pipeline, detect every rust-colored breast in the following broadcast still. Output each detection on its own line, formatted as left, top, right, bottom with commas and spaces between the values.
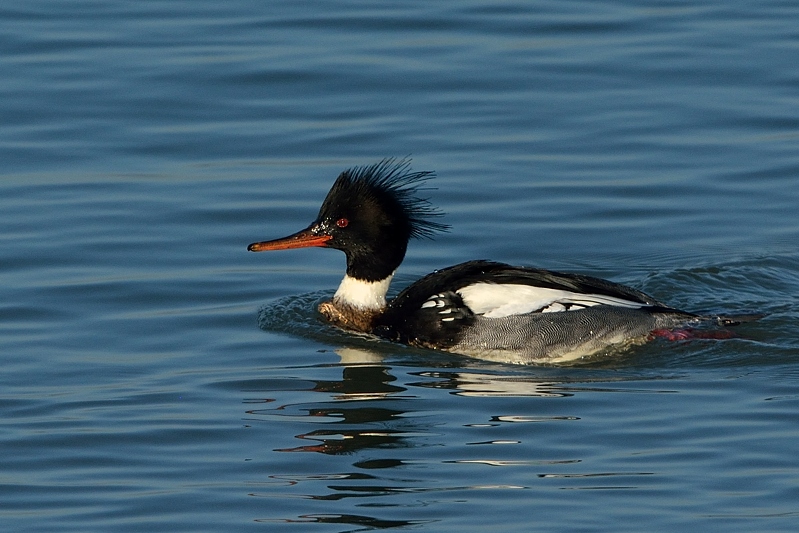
318, 300, 381, 334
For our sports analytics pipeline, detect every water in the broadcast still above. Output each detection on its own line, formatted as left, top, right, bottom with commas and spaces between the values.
2, 1, 799, 531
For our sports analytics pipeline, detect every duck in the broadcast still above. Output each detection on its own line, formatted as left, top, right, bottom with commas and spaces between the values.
248, 158, 749, 363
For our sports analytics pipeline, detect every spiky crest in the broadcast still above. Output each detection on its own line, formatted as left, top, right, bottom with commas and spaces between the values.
321, 158, 449, 240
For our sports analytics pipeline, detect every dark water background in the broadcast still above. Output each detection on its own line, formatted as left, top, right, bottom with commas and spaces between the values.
2, 1, 799, 531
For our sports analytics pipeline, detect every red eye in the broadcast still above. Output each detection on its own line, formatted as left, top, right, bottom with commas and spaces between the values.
336, 218, 349, 228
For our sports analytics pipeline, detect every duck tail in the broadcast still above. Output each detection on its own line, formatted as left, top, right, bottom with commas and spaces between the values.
700, 313, 764, 327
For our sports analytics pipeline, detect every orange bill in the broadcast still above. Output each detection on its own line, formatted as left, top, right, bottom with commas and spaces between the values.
247, 228, 331, 252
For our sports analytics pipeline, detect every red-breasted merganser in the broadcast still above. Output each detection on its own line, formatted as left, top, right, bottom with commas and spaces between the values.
248, 159, 750, 363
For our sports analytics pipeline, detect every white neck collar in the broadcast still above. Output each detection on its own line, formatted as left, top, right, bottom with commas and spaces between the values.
333, 273, 394, 310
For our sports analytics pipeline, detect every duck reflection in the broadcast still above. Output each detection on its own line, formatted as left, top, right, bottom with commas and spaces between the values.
310, 353, 405, 399
251, 347, 615, 527
267, 513, 431, 529
273, 351, 412, 455
262, 347, 584, 456
412, 370, 575, 398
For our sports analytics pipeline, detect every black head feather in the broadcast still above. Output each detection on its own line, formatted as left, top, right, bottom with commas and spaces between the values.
315, 158, 449, 280
320, 158, 449, 239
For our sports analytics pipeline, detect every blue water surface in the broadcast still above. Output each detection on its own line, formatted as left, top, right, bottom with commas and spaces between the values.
2, 1, 799, 532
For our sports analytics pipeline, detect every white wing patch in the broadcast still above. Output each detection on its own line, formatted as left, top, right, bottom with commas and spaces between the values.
457, 283, 645, 318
